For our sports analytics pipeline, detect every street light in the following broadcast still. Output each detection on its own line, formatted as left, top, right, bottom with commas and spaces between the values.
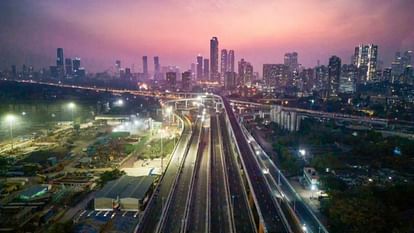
302, 224, 308, 232
115, 99, 124, 107
5, 114, 16, 151
67, 102, 76, 123
159, 128, 165, 174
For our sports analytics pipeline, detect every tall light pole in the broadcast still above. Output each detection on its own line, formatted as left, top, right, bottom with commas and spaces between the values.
5, 114, 16, 151
160, 128, 165, 174
165, 106, 172, 125
68, 102, 76, 124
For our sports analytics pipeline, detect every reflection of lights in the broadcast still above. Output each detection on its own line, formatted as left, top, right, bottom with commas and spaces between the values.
311, 184, 317, 191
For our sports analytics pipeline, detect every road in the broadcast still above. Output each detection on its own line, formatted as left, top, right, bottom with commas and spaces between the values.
137, 114, 193, 233
210, 114, 234, 233
158, 120, 202, 233
222, 97, 290, 233
218, 114, 256, 233
186, 117, 210, 233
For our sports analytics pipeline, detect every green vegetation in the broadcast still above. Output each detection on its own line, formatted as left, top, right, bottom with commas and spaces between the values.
268, 118, 414, 173
45, 221, 73, 233
322, 184, 414, 233
142, 138, 175, 160
98, 169, 125, 186
267, 117, 414, 233
124, 135, 150, 154
272, 143, 300, 175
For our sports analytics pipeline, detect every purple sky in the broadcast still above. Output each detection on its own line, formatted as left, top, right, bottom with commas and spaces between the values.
0, 0, 413, 73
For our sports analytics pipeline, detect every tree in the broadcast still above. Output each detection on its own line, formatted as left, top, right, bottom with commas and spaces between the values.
98, 169, 125, 186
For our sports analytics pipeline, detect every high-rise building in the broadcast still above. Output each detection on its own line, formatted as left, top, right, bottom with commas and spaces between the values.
56, 48, 64, 67
190, 63, 196, 80
238, 59, 253, 86
339, 64, 357, 94
115, 60, 121, 77
142, 56, 148, 76
328, 56, 341, 96
73, 58, 81, 76
263, 64, 289, 91
196, 55, 203, 80
284, 52, 299, 71
154, 56, 161, 80
56, 48, 64, 78
210, 37, 219, 81
353, 44, 378, 81
182, 71, 192, 91
221, 49, 228, 80
65, 58, 72, 76
224, 72, 237, 90
391, 50, 413, 81
203, 58, 210, 80
315, 65, 328, 91
228, 50, 235, 72
166, 72, 177, 89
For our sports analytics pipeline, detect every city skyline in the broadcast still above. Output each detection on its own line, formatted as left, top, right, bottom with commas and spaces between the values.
0, 0, 413, 72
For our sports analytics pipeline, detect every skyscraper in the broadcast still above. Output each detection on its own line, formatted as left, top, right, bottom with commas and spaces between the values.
238, 59, 253, 86
203, 58, 209, 80
353, 44, 378, 81
182, 71, 192, 91
115, 60, 121, 77
56, 48, 64, 78
154, 56, 161, 80
56, 48, 64, 67
65, 58, 72, 76
224, 72, 237, 90
263, 64, 289, 91
166, 72, 177, 89
196, 55, 203, 80
284, 52, 299, 71
228, 50, 235, 72
328, 56, 341, 96
221, 49, 228, 80
73, 57, 81, 77
142, 56, 148, 76
210, 37, 219, 81
339, 64, 357, 94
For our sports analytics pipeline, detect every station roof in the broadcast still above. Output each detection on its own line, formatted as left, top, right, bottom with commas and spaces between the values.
96, 175, 155, 200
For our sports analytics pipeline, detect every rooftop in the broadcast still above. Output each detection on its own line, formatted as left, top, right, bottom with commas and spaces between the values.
96, 176, 155, 200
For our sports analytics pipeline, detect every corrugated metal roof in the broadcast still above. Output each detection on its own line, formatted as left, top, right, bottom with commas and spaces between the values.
96, 176, 155, 200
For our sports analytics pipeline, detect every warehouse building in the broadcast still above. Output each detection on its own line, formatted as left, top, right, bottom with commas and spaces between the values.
94, 176, 155, 211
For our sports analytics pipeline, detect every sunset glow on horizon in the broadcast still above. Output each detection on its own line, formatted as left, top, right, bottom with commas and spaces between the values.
0, 0, 413, 72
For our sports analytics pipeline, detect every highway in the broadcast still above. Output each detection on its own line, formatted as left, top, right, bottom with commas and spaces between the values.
219, 114, 256, 233
137, 114, 192, 233
210, 114, 234, 233
222, 97, 290, 233
157, 119, 202, 233
186, 117, 210, 233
